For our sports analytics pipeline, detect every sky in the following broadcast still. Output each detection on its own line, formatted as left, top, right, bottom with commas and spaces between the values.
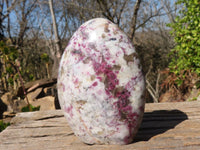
3, 0, 179, 38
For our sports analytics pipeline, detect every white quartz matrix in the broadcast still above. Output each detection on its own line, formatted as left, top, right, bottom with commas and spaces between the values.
57, 18, 145, 145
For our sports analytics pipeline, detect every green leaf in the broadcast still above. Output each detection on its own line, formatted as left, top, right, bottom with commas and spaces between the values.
41, 53, 49, 63
6, 66, 13, 74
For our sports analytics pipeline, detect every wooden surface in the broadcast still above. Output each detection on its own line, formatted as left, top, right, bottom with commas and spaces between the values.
0, 101, 200, 150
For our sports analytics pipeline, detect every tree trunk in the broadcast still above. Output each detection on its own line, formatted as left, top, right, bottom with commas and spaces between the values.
49, 0, 62, 78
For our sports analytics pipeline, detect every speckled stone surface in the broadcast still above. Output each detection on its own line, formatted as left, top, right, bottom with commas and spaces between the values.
57, 18, 145, 145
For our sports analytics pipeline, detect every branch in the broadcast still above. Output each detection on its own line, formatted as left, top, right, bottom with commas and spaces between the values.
155, 70, 161, 101
130, 0, 142, 40
5, 0, 12, 41
3, 0, 17, 19
96, 0, 114, 22
116, 1, 127, 25
146, 81, 157, 102
146, 79, 156, 95
160, 0, 175, 23
24, 0, 37, 19
136, 6, 164, 30
145, 60, 160, 103
36, 7, 54, 56
64, 1, 102, 14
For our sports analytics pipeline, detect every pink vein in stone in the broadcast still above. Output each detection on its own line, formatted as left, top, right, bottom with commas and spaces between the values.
114, 88, 139, 144
96, 76, 102, 82
64, 104, 73, 118
92, 59, 139, 143
60, 82, 65, 92
74, 78, 79, 84
92, 81, 98, 87
92, 60, 119, 93
125, 72, 143, 91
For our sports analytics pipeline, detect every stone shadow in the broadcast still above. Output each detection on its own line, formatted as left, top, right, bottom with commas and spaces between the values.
134, 109, 188, 142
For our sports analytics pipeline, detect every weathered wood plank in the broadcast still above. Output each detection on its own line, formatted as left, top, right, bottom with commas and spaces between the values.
0, 101, 200, 150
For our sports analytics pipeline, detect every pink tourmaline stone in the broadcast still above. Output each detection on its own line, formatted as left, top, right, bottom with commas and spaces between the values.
57, 18, 145, 145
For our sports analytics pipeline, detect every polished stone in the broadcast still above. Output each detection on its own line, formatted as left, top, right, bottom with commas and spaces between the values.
57, 18, 145, 145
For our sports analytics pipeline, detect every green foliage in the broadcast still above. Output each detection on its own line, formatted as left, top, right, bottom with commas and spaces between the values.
0, 41, 35, 90
21, 104, 40, 112
196, 80, 200, 89
28, 74, 35, 81
0, 120, 10, 132
0, 41, 19, 86
0, 41, 19, 62
188, 97, 197, 101
168, 0, 200, 76
41, 53, 49, 63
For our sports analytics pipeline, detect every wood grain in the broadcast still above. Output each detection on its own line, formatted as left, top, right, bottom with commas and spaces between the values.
0, 101, 200, 150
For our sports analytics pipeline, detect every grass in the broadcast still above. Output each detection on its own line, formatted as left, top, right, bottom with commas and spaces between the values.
21, 104, 40, 112
0, 120, 10, 132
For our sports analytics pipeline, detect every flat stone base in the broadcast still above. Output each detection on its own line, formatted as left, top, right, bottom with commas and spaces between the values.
1, 101, 200, 150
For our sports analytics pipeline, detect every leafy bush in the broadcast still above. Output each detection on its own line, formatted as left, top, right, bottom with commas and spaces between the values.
168, 0, 200, 76
161, 0, 200, 102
